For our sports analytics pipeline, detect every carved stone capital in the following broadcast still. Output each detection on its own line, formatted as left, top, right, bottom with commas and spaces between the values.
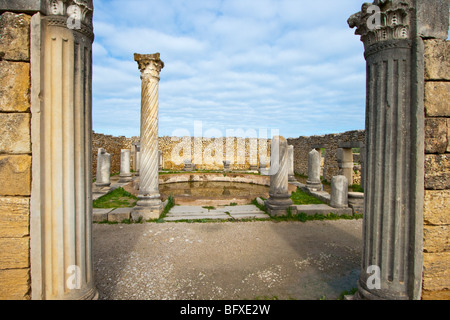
348, 0, 414, 50
134, 53, 165, 80
45, 0, 94, 40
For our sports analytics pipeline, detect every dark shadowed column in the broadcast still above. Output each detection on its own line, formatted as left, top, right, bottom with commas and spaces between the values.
348, 0, 448, 300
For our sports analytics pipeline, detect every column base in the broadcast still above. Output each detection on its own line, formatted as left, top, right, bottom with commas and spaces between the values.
119, 174, 132, 183
306, 180, 322, 191
95, 182, 111, 187
265, 194, 293, 217
288, 175, 296, 182
131, 195, 163, 221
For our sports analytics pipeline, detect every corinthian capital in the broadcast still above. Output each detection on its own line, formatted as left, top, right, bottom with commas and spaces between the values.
47, 0, 93, 25
348, 0, 414, 49
134, 53, 165, 80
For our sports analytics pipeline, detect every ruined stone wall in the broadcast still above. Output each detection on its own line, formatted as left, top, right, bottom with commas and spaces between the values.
0, 11, 32, 300
92, 132, 138, 177
287, 130, 365, 182
92, 133, 271, 174
422, 39, 450, 300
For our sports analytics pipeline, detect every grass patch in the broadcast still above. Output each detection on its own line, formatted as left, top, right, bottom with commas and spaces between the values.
93, 187, 138, 209
290, 188, 325, 205
350, 184, 364, 193
338, 288, 358, 300
202, 206, 216, 211
229, 202, 238, 206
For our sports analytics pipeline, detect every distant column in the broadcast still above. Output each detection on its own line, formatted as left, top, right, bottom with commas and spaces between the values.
306, 149, 322, 191
265, 136, 293, 216
119, 149, 132, 183
330, 175, 348, 208
288, 145, 295, 182
131, 53, 164, 221
337, 148, 353, 186
95, 148, 111, 188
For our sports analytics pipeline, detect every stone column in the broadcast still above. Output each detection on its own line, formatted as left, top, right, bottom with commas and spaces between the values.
223, 160, 231, 172
119, 149, 132, 183
306, 149, 322, 191
288, 145, 295, 182
330, 175, 349, 208
131, 53, 164, 221
29, 0, 98, 300
347, 0, 448, 300
265, 136, 293, 216
337, 148, 353, 185
158, 150, 163, 171
95, 148, 111, 188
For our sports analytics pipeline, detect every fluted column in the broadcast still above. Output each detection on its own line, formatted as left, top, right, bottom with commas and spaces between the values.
265, 136, 292, 216
131, 53, 164, 221
30, 0, 97, 300
348, 0, 425, 300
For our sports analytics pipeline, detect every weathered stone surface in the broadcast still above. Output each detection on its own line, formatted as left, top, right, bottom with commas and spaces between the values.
330, 175, 348, 209
424, 190, 450, 225
422, 289, 450, 300
0, 197, 29, 238
424, 82, 450, 117
0, 237, 29, 269
423, 252, 450, 292
0, 61, 30, 112
0, 113, 30, 154
0, 12, 30, 61
424, 225, 449, 253
416, 0, 449, 40
424, 39, 450, 81
0, 155, 31, 196
425, 118, 448, 154
448, 119, 450, 153
0, 269, 30, 300
424, 154, 450, 190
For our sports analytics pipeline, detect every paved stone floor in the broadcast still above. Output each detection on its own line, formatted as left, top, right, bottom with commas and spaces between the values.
93, 219, 363, 300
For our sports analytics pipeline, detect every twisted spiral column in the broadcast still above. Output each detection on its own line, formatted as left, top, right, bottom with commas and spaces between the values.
131, 53, 164, 220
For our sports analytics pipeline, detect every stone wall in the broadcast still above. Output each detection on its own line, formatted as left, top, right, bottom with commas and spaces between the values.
92, 133, 271, 175
422, 39, 450, 300
0, 11, 32, 300
287, 130, 365, 183
92, 132, 138, 176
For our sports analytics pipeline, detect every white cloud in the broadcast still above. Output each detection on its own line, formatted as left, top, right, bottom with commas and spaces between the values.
92, 0, 367, 138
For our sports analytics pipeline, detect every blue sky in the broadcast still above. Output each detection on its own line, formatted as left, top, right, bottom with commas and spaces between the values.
91, 0, 367, 139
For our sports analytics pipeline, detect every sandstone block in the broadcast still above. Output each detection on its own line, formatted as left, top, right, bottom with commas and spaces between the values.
0, 155, 31, 196
0, 113, 31, 154
0, 237, 29, 269
425, 118, 448, 154
424, 39, 450, 80
0, 61, 30, 112
447, 119, 450, 153
424, 82, 450, 117
0, 12, 30, 61
424, 154, 450, 190
424, 190, 450, 225
423, 252, 450, 292
424, 225, 449, 253
0, 197, 29, 238
0, 269, 30, 300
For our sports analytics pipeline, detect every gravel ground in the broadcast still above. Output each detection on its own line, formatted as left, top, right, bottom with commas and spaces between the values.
93, 219, 362, 300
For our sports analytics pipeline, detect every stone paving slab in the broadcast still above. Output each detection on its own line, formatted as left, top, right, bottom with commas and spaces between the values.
108, 207, 133, 222
164, 214, 230, 221
93, 208, 114, 222
291, 204, 353, 216
164, 205, 269, 221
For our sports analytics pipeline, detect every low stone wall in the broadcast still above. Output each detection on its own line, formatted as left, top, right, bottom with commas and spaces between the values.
287, 130, 365, 183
